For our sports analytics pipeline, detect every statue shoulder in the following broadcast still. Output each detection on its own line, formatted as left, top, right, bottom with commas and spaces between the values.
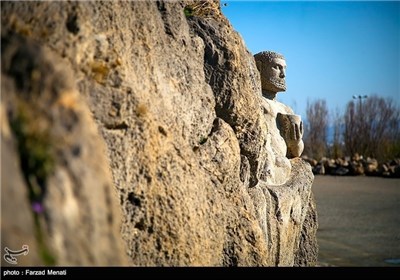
261, 97, 273, 114
283, 104, 294, 114
275, 101, 294, 115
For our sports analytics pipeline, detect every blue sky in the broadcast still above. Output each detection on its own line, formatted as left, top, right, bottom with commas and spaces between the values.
222, 1, 400, 119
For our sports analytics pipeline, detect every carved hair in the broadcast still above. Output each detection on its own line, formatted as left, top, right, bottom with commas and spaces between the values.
254, 51, 287, 93
254, 51, 285, 64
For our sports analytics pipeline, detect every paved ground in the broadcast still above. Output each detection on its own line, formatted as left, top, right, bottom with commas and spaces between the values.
313, 175, 400, 267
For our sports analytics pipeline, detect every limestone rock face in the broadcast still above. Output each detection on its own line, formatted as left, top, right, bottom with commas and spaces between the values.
1, 1, 317, 266
188, 15, 267, 188
1, 101, 42, 266
1, 33, 129, 266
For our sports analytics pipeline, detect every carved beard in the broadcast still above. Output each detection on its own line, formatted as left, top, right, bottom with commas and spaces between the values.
265, 77, 286, 92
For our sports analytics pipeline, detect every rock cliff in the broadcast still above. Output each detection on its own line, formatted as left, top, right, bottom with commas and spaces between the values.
1, 1, 317, 266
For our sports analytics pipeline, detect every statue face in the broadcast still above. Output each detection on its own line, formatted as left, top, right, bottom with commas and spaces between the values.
263, 57, 287, 92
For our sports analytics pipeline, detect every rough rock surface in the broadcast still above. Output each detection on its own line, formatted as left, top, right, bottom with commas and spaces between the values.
1, 102, 42, 266
1, 32, 128, 266
294, 193, 318, 266
1, 1, 317, 266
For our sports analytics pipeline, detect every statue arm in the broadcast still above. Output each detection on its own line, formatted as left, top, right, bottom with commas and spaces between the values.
285, 120, 304, 158
277, 111, 304, 158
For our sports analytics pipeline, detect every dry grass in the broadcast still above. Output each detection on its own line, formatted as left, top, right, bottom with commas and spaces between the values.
184, 0, 221, 19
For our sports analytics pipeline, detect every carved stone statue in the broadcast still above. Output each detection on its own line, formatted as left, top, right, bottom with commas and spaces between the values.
248, 51, 314, 266
254, 51, 304, 185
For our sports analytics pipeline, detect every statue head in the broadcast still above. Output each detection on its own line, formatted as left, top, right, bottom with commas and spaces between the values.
254, 51, 287, 94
